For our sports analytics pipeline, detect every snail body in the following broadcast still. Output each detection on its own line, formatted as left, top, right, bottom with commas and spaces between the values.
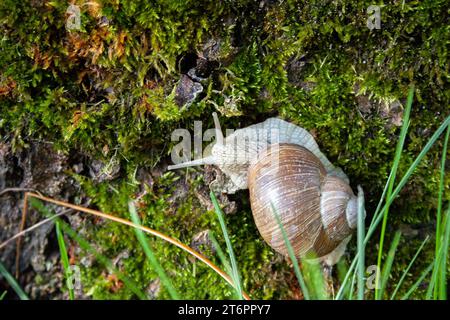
168, 113, 363, 264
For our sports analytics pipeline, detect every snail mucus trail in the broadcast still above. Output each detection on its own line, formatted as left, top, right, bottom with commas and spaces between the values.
168, 113, 365, 266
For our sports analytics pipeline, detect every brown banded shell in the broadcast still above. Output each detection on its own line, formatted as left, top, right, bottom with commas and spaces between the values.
248, 143, 357, 258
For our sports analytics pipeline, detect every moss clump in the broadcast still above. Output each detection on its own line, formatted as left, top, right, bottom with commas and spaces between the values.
1, 0, 448, 299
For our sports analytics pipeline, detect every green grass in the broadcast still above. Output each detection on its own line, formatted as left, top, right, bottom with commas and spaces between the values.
375, 87, 413, 300
435, 125, 450, 299
0, 290, 6, 300
401, 262, 434, 300
208, 231, 233, 281
356, 186, 366, 300
379, 231, 402, 298
336, 87, 450, 300
390, 235, 430, 300
348, 268, 358, 300
369, 114, 450, 242
11, 109, 449, 300
209, 231, 244, 300
210, 191, 244, 300
270, 203, 311, 300
337, 114, 450, 299
438, 206, 450, 299
426, 205, 450, 299
55, 221, 75, 300
128, 201, 180, 299
0, 262, 29, 300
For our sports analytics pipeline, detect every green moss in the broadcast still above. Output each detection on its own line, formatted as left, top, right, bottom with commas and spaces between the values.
1, 0, 448, 299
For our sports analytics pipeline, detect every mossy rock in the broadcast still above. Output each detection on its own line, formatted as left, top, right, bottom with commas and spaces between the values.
0, 0, 448, 299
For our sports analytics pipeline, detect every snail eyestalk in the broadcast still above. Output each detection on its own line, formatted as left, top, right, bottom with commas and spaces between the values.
167, 155, 216, 170
212, 112, 224, 146
168, 113, 224, 171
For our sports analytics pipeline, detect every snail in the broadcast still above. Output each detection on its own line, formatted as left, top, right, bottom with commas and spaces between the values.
168, 113, 364, 265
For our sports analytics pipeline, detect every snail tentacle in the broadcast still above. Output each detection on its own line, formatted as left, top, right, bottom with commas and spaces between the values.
212, 112, 224, 146
167, 155, 217, 170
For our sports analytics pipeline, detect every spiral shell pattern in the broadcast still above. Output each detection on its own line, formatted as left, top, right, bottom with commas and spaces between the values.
248, 143, 356, 258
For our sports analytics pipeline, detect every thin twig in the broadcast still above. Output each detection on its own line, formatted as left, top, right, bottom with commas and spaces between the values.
0, 210, 70, 250
0, 187, 41, 277
15, 192, 28, 278
0, 188, 38, 197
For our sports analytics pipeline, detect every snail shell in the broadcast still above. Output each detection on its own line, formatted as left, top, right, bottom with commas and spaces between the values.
168, 113, 363, 263
248, 143, 357, 259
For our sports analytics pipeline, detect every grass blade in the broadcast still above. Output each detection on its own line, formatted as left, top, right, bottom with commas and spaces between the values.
370, 115, 450, 244
401, 262, 434, 300
379, 231, 402, 298
128, 201, 180, 300
375, 86, 413, 299
0, 291, 6, 300
55, 221, 75, 300
208, 231, 233, 277
426, 206, 450, 299
210, 191, 243, 300
368, 169, 394, 231
435, 125, 449, 299
270, 203, 311, 300
390, 235, 429, 300
348, 269, 357, 300
438, 206, 450, 299
209, 231, 241, 299
357, 185, 366, 300
435, 125, 450, 249
0, 262, 29, 300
